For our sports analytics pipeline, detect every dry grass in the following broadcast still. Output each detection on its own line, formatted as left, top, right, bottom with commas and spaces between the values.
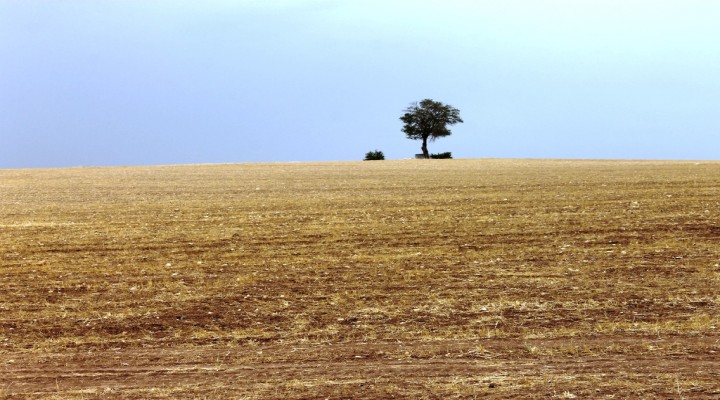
1, 159, 719, 398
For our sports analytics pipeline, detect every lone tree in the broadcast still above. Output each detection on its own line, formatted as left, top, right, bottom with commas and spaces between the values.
400, 99, 463, 159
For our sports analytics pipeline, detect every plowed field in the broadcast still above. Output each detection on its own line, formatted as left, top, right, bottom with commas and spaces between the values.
1, 159, 719, 398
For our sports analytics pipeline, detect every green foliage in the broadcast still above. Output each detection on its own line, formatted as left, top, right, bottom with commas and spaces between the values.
400, 99, 462, 158
364, 150, 385, 161
400, 99, 463, 141
430, 152, 452, 159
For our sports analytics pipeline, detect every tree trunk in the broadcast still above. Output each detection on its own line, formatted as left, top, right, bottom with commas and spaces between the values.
421, 136, 429, 159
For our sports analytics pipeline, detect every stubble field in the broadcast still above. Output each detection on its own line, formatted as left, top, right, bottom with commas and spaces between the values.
1, 159, 719, 399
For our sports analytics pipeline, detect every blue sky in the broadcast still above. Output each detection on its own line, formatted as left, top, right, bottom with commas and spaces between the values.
1, 0, 718, 168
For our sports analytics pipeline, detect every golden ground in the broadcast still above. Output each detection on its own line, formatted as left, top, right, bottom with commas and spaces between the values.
1, 159, 719, 398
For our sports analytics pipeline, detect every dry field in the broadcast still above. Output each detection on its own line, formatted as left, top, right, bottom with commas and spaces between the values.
1, 159, 719, 399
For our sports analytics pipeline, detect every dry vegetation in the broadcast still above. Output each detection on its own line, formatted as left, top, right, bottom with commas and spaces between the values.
1, 159, 719, 399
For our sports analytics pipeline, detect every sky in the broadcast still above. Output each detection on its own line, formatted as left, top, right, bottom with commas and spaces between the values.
1, 0, 719, 168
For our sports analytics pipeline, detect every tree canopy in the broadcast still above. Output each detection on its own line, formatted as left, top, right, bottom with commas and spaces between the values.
400, 99, 463, 159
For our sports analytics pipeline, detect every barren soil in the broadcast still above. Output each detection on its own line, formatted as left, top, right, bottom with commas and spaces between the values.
1, 159, 719, 398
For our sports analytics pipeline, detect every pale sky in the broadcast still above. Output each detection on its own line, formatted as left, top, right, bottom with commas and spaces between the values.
1, 0, 718, 168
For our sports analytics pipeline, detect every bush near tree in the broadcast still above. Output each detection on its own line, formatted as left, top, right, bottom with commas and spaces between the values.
430, 152, 452, 159
364, 150, 385, 160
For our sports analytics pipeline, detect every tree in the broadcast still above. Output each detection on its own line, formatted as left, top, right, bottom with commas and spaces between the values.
400, 99, 463, 159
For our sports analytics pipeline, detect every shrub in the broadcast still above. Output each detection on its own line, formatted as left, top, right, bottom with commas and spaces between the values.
430, 152, 452, 159
364, 150, 385, 161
